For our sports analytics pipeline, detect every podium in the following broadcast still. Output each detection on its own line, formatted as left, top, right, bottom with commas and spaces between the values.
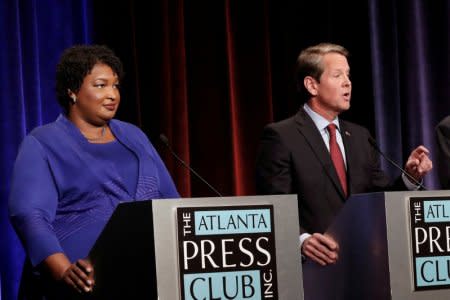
88, 200, 157, 299
88, 195, 303, 299
302, 190, 450, 300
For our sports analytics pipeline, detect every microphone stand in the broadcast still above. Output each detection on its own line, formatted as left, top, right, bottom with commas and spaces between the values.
160, 134, 223, 197
368, 137, 427, 190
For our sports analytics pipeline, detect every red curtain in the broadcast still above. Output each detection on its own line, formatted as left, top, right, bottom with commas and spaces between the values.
92, 0, 375, 197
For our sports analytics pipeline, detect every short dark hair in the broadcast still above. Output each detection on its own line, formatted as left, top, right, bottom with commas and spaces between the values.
295, 43, 349, 102
55, 44, 124, 113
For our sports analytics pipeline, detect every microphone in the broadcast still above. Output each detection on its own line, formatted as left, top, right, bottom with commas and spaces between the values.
159, 134, 223, 197
368, 137, 427, 190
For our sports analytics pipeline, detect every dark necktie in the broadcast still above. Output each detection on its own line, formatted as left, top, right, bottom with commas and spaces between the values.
327, 124, 348, 197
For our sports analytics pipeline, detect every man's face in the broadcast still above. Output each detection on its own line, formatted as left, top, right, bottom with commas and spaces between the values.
314, 53, 351, 117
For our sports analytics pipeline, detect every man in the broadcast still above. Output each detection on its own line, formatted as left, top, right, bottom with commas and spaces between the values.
255, 43, 432, 266
435, 115, 450, 189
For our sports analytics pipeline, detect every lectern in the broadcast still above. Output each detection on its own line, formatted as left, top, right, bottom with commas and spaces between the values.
88, 195, 303, 299
88, 200, 157, 299
302, 190, 450, 300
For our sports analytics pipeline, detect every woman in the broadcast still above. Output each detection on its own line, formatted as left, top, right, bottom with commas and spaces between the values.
9, 44, 179, 299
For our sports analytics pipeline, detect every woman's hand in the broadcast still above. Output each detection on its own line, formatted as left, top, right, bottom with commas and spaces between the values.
61, 258, 95, 293
44, 253, 95, 294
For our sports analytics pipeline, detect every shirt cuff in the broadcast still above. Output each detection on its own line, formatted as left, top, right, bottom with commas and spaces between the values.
299, 233, 311, 263
402, 173, 422, 190
299, 233, 311, 249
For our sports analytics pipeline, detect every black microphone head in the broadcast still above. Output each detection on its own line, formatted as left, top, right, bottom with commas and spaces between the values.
159, 133, 169, 146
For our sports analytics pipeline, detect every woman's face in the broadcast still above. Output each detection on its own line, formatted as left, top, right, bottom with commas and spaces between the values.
70, 63, 120, 125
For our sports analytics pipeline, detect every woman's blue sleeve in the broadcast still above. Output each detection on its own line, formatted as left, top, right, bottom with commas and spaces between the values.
8, 135, 62, 266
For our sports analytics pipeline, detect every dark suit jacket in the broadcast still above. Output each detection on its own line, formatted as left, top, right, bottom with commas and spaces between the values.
255, 108, 405, 235
435, 115, 450, 189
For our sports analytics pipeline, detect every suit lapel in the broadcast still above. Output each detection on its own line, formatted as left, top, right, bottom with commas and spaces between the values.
295, 108, 346, 200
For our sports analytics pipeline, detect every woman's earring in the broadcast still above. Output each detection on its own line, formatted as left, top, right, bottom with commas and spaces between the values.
71, 96, 77, 103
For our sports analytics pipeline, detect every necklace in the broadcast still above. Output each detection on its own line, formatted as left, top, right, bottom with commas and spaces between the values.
85, 126, 107, 141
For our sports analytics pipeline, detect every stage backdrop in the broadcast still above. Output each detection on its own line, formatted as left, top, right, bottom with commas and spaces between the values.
1, 0, 449, 299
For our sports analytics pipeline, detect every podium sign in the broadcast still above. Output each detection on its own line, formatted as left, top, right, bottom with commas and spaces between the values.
153, 195, 303, 300
408, 196, 450, 290
176, 205, 278, 299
